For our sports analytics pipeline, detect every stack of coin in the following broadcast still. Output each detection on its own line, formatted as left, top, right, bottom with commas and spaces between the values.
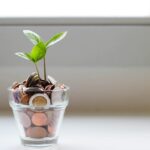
11, 73, 65, 139
11, 73, 67, 106
17, 109, 60, 139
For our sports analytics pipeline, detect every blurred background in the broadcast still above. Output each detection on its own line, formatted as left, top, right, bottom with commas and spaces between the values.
1, 0, 150, 115
1, 18, 150, 114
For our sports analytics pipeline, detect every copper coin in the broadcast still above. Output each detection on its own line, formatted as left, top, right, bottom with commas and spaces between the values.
32, 112, 48, 126
22, 80, 27, 86
18, 112, 31, 128
46, 111, 53, 124
45, 84, 54, 91
26, 110, 34, 118
48, 125, 55, 135
20, 94, 30, 105
12, 81, 20, 89
26, 127, 48, 138
49, 117, 59, 128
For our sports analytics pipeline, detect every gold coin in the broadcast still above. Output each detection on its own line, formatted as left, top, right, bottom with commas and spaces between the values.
32, 96, 47, 106
29, 94, 50, 107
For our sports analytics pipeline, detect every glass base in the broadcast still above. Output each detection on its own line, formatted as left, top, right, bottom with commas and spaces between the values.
21, 137, 58, 147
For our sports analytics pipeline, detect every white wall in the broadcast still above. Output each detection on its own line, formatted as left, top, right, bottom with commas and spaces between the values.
1, 18, 150, 113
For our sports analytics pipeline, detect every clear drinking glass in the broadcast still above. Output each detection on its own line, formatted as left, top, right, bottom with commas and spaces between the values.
8, 86, 69, 147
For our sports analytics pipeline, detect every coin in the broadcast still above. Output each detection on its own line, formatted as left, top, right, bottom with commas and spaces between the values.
46, 111, 53, 124
12, 88, 21, 103
39, 80, 50, 88
12, 81, 20, 89
45, 84, 55, 91
48, 125, 55, 135
26, 72, 40, 87
32, 112, 48, 126
24, 87, 43, 95
29, 94, 50, 107
20, 94, 30, 105
26, 109, 34, 118
47, 75, 57, 85
26, 127, 48, 138
18, 112, 31, 128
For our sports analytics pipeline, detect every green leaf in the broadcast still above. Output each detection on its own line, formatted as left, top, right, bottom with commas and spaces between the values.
15, 52, 31, 61
29, 42, 46, 62
15, 42, 46, 63
23, 30, 42, 45
45, 31, 67, 48
24, 52, 35, 62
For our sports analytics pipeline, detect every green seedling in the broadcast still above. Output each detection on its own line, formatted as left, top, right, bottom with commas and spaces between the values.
15, 30, 67, 80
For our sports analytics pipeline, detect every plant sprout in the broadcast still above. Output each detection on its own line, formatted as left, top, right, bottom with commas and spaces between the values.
15, 30, 67, 80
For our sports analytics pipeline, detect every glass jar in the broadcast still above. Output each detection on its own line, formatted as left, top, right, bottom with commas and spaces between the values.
8, 85, 69, 147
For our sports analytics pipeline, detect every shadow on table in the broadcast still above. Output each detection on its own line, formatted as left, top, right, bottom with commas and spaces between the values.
58, 144, 93, 150
10, 143, 92, 150
9, 145, 57, 150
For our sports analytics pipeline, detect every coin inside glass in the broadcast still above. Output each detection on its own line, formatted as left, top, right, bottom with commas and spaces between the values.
32, 96, 47, 106
29, 94, 50, 107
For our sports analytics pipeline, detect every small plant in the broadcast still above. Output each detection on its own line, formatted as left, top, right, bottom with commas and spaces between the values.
15, 30, 67, 80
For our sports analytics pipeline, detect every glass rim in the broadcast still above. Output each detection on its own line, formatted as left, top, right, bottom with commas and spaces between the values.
8, 84, 70, 92
9, 100, 68, 110
8, 84, 69, 110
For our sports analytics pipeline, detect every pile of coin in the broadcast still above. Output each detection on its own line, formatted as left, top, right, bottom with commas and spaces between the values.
11, 72, 66, 107
11, 73, 67, 139
17, 109, 61, 139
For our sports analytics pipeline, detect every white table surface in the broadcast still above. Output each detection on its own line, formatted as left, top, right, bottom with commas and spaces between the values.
1, 114, 150, 150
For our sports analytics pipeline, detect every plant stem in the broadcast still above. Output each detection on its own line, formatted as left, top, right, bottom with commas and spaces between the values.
34, 63, 40, 78
44, 56, 47, 80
